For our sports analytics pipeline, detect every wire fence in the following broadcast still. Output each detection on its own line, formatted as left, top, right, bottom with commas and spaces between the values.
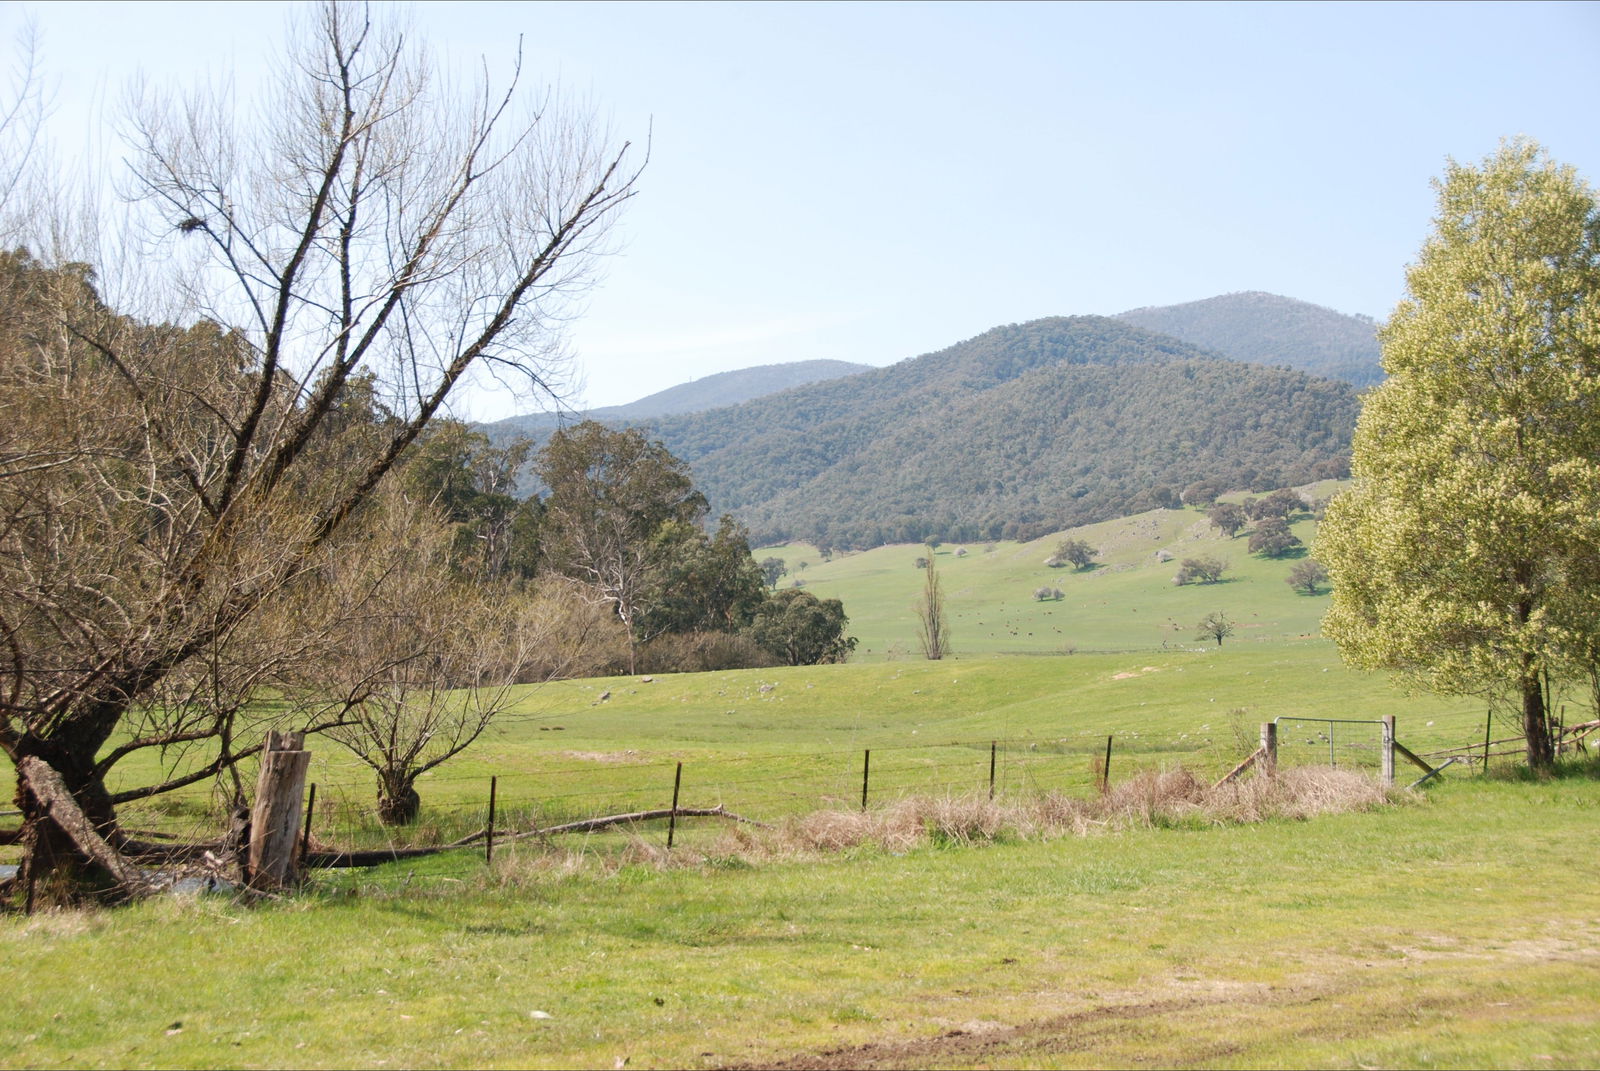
4, 712, 1587, 865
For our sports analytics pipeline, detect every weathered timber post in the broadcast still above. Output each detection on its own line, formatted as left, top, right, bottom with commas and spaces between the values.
861, 749, 871, 811
989, 741, 997, 800
667, 763, 683, 850
1483, 710, 1493, 773
486, 776, 498, 865
1101, 735, 1113, 794
1260, 722, 1277, 777
1381, 715, 1396, 787
248, 730, 311, 891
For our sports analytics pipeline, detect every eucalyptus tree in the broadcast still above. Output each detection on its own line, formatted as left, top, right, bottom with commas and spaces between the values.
1316, 139, 1600, 771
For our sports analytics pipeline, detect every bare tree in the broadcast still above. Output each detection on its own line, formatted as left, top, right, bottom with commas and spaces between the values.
0, 4, 638, 903
307, 490, 529, 825
918, 555, 951, 660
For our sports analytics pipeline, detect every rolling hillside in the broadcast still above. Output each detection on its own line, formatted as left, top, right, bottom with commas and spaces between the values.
1116, 291, 1383, 387
649, 317, 1356, 547
758, 481, 1344, 659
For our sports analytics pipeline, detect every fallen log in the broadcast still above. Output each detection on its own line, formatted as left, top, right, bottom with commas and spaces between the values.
18, 756, 151, 898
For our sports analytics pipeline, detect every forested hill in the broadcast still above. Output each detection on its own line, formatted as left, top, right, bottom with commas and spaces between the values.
483, 359, 871, 434
1116, 292, 1383, 387
643, 316, 1358, 549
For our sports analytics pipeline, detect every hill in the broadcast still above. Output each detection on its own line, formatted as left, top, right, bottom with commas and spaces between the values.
647, 316, 1357, 548
757, 480, 1346, 659
482, 358, 871, 435
1116, 291, 1383, 387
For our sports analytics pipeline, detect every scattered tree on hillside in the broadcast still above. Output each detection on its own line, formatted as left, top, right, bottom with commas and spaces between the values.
1317, 139, 1600, 772
760, 557, 788, 588
1049, 538, 1097, 571
0, 5, 639, 903
1207, 502, 1248, 538
1246, 488, 1307, 522
1182, 480, 1223, 508
1196, 612, 1236, 647
1033, 586, 1064, 601
918, 555, 952, 660
750, 589, 856, 666
1174, 556, 1229, 585
1248, 518, 1303, 558
1285, 559, 1330, 597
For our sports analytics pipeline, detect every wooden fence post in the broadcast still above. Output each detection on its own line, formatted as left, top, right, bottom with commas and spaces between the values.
667, 762, 683, 849
1381, 715, 1396, 786
989, 741, 997, 800
1100, 735, 1113, 794
300, 783, 317, 861
248, 730, 311, 891
486, 776, 498, 865
1260, 722, 1277, 777
1483, 710, 1493, 773
861, 749, 871, 811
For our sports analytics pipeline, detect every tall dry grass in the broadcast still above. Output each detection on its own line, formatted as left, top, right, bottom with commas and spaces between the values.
478, 766, 1398, 886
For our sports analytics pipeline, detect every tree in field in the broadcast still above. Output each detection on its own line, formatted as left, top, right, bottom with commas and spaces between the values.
310, 491, 533, 825
1174, 555, 1228, 585
1316, 139, 1600, 772
760, 557, 788, 589
536, 421, 706, 671
1246, 488, 1307, 522
1207, 502, 1248, 538
1247, 517, 1303, 558
1049, 538, 1097, 571
917, 555, 952, 660
1285, 559, 1329, 596
0, 5, 638, 902
1195, 612, 1236, 647
750, 589, 857, 666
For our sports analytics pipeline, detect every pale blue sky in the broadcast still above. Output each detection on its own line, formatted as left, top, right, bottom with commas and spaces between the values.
6, 1, 1598, 418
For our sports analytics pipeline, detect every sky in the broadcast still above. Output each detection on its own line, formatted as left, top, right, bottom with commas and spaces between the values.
4, 0, 1599, 420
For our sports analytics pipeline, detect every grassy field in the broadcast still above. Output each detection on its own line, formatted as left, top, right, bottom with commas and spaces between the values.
4, 767, 1597, 1069
756, 486, 1345, 659
7, 486, 1597, 1068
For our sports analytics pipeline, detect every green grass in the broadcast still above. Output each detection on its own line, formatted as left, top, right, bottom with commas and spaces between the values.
760, 496, 1339, 659
5, 771, 1598, 1069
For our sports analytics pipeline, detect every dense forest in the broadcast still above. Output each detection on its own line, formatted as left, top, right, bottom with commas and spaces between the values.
636, 317, 1357, 548
1116, 291, 1383, 388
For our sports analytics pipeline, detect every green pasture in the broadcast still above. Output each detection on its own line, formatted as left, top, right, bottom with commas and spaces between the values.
758, 490, 1343, 660
5, 766, 1598, 1069
47, 642, 1494, 855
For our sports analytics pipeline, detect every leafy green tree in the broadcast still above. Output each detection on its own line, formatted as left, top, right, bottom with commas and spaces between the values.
1247, 517, 1302, 558
1285, 559, 1329, 596
1195, 612, 1236, 647
1174, 555, 1228, 585
536, 422, 708, 672
1316, 139, 1600, 771
760, 557, 788, 588
750, 589, 857, 665
1050, 538, 1097, 570
636, 515, 766, 639
1246, 488, 1305, 522
1207, 502, 1247, 538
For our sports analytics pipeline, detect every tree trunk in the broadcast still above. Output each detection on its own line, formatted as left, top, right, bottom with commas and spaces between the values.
1522, 666, 1555, 772
376, 776, 421, 826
